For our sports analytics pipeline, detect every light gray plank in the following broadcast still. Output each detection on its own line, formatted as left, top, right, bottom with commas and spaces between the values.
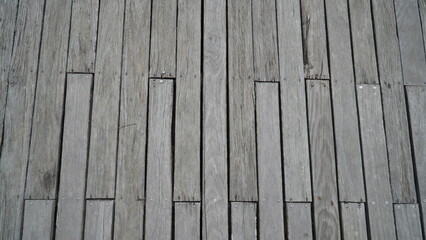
114, 200, 144, 239
203, 0, 229, 238
86, 0, 125, 198
175, 202, 201, 240
228, 0, 257, 201
25, 0, 72, 199
286, 203, 313, 240
420, 0, 426, 50
22, 200, 55, 240
307, 80, 341, 240
145, 79, 174, 240
276, 0, 311, 201
356, 84, 396, 240
67, 0, 98, 72
149, 0, 177, 77
394, 204, 423, 239
325, 0, 365, 202
301, 0, 329, 79
173, 0, 201, 201
231, 202, 257, 240
255, 82, 285, 240
84, 200, 114, 240
341, 203, 368, 240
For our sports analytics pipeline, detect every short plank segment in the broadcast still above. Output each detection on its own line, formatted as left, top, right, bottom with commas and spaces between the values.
341, 203, 368, 240
286, 203, 313, 240
22, 200, 55, 240
86, 0, 125, 198
277, 0, 311, 201
84, 200, 114, 240
114, 200, 144, 239
228, 0, 257, 201
231, 202, 257, 240
145, 79, 174, 240
394, 204, 423, 239
356, 84, 396, 240
256, 82, 285, 240
175, 203, 201, 240
174, 0, 201, 201
307, 80, 341, 240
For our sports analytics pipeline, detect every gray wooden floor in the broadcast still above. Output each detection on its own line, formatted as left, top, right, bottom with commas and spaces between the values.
0, 0, 425, 239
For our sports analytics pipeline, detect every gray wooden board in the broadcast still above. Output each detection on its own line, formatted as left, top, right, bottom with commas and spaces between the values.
25, 0, 72, 199
55, 74, 92, 240
286, 203, 313, 240
203, 0, 229, 238
175, 202, 201, 240
371, 0, 417, 203
252, 0, 279, 82
356, 84, 396, 240
301, 0, 329, 79
174, 0, 201, 201
307, 80, 341, 240
67, 0, 98, 72
84, 200, 114, 240
22, 200, 55, 240
228, 0, 258, 201
276, 0, 311, 201
420, 0, 426, 50
86, 0, 125, 198
340, 203, 368, 240
0, 0, 44, 238
145, 79, 174, 240
231, 202, 257, 240
149, 0, 177, 77
394, 204, 423, 239
325, 0, 365, 202
395, 0, 426, 85
255, 82, 285, 240
114, 200, 144, 239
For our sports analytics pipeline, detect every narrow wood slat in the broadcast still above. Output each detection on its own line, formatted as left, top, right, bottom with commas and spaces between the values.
286, 203, 313, 240
420, 0, 426, 49
307, 80, 341, 240
394, 204, 423, 239
84, 200, 114, 240
175, 202, 201, 240
114, 200, 144, 239
231, 202, 257, 240
22, 200, 55, 240
341, 203, 368, 240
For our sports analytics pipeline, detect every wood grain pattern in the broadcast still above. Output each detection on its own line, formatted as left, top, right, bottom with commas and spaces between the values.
175, 202, 201, 240
286, 203, 313, 240
114, 200, 144, 239
84, 200, 114, 240
394, 204, 423, 239
420, 0, 426, 49
231, 202, 257, 240
341, 203, 368, 240
22, 200, 55, 240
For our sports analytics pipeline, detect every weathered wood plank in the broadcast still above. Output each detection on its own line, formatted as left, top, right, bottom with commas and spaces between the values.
175, 202, 201, 240
22, 200, 55, 240
420, 0, 426, 49
114, 200, 144, 239
84, 200, 114, 240
228, 0, 257, 201
25, 0, 72, 199
86, 0, 125, 198
341, 203, 368, 240
174, 0, 201, 201
394, 204, 423, 239
276, 0, 311, 201
231, 202, 257, 240
306, 80, 341, 240
145, 79, 174, 240
286, 203, 313, 240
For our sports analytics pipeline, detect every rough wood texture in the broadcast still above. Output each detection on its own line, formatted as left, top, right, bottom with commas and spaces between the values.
307, 80, 341, 240
84, 200, 114, 240
231, 202, 257, 240
175, 202, 201, 240
420, 0, 426, 49
145, 79, 174, 240
341, 203, 368, 240
86, 0, 124, 198
286, 203, 313, 240
114, 200, 144, 239
22, 200, 55, 240
394, 204, 423, 239
228, 0, 257, 201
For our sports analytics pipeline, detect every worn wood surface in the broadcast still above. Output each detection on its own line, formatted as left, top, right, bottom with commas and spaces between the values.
175, 202, 201, 240
286, 203, 313, 240
22, 200, 55, 240
231, 202, 257, 240
394, 204, 423, 239
420, 0, 426, 49
114, 200, 144, 239
84, 200, 114, 240
341, 203, 368, 240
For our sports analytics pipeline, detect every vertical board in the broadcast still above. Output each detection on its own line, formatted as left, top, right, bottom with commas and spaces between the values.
255, 82, 285, 240
307, 80, 341, 240
286, 203, 313, 240
174, 0, 201, 201
114, 200, 144, 239
231, 202, 257, 240
86, 0, 125, 198
228, 0, 257, 201
341, 203, 368, 240
22, 200, 55, 240
394, 204, 423, 239
420, 0, 426, 49
175, 203, 201, 240
145, 79, 174, 240
84, 200, 114, 240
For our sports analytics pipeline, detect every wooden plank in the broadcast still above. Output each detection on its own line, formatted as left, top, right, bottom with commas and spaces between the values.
356, 84, 396, 240
25, 0, 72, 199
252, 0, 279, 82
371, 0, 417, 203
341, 203, 368, 240
420, 0, 426, 49
286, 203, 313, 240
228, 0, 257, 201
395, 0, 426, 85
301, 0, 329, 79
149, 0, 177, 77
145, 79, 174, 240
0, 0, 44, 238
22, 200, 55, 240
394, 204, 423, 239
175, 202, 201, 240
203, 0, 229, 238
86, 0, 125, 198
306, 80, 341, 240
255, 82, 285, 240
173, 0, 201, 201
325, 0, 365, 202
84, 200, 114, 240
114, 200, 144, 239
231, 202, 257, 240
276, 0, 311, 201
67, 0, 98, 72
